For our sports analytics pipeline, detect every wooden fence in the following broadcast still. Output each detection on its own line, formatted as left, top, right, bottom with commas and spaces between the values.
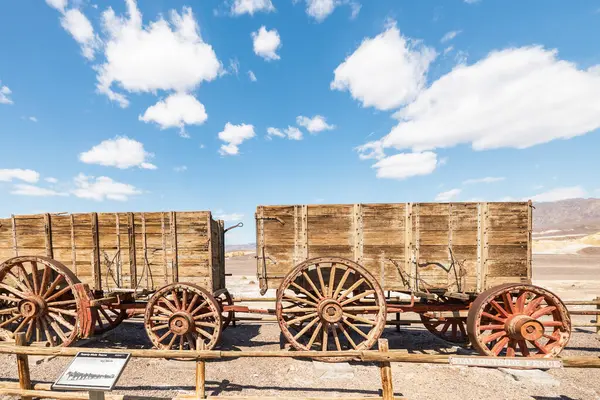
2, 332, 600, 400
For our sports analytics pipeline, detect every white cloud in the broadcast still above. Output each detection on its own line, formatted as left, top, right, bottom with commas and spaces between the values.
228, 58, 240, 76
464, 0, 480, 3
248, 70, 257, 82
363, 46, 600, 156
231, 0, 275, 15
441, 30, 461, 43
45, 177, 59, 184
45, 0, 67, 12
11, 184, 67, 197
252, 26, 281, 61
28, 116, 38, 122
267, 126, 303, 140
463, 176, 505, 185
173, 165, 187, 172
443, 46, 454, 55
79, 136, 157, 169
371, 151, 438, 180
72, 173, 142, 201
528, 186, 587, 203
214, 212, 244, 222
331, 22, 436, 111
97, 1, 222, 107
435, 188, 461, 201
139, 93, 207, 133
61, 9, 100, 60
303, 0, 361, 22
218, 123, 256, 155
296, 115, 335, 133
0, 84, 13, 105
0, 169, 40, 183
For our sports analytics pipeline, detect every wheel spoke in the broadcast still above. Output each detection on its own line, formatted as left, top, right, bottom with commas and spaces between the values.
6, 271, 31, 294
39, 266, 51, 297
181, 290, 188, 310
14, 317, 30, 333
31, 261, 40, 295
332, 325, 342, 351
322, 324, 329, 351
35, 319, 41, 342
282, 307, 317, 313
0, 283, 27, 299
342, 318, 369, 340
328, 264, 336, 297
48, 307, 77, 317
42, 275, 63, 298
342, 312, 376, 326
293, 317, 320, 340
489, 300, 510, 318
506, 339, 516, 357
158, 330, 171, 343
0, 307, 18, 315
333, 269, 351, 298
515, 291, 528, 313
307, 321, 322, 349
338, 322, 357, 349
283, 295, 317, 307
523, 296, 545, 315
530, 306, 556, 319
195, 327, 214, 340
479, 324, 505, 331
171, 290, 181, 310
191, 300, 209, 316
193, 311, 216, 320
46, 316, 68, 342
0, 295, 19, 303
316, 266, 327, 298
286, 312, 318, 327
340, 290, 375, 306
49, 313, 75, 331
531, 340, 548, 354
186, 333, 196, 349
186, 294, 199, 313
337, 278, 366, 303
481, 311, 506, 323
290, 282, 320, 303
0, 314, 21, 328
518, 340, 530, 356
491, 337, 510, 356
47, 300, 77, 307
40, 317, 55, 346
482, 330, 507, 343
302, 272, 323, 299
542, 320, 564, 327
15, 264, 34, 292
166, 334, 177, 349
160, 297, 178, 313
440, 321, 451, 334
151, 324, 170, 332
45, 285, 72, 303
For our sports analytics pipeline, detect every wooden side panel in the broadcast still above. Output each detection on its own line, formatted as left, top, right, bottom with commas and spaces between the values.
484, 202, 531, 288
258, 201, 532, 294
173, 212, 212, 290
0, 217, 14, 261
361, 203, 406, 291
96, 213, 131, 291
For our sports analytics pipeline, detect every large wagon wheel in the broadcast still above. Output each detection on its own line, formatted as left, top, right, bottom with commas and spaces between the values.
92, 306, 127, 335
144, 283, 222, 350
467, 283, 571, 357
0, 256, 84, 346
276, 257, 386, 355
420, 313, 469, 345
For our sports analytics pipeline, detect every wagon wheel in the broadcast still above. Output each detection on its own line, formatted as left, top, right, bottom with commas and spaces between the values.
420, 314, 469, 345
0, 256, 83, 347
144, 283, 222, 350
92, 306, 127, 335
276, 257, 386, 359
214, 290, 234, 330
467, 283, 571, 357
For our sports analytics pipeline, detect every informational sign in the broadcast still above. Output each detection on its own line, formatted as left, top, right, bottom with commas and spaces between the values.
449, 356, 563, 369
52, 352, 131, 391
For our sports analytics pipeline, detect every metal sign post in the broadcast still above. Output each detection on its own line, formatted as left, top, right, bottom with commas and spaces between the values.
52, 352, 131, 396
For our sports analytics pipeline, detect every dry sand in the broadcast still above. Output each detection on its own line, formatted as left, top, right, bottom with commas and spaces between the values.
0, 254, 599, 400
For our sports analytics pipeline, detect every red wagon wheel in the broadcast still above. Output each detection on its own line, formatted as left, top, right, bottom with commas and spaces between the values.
214, 290, 234, 330
420, 314, 469, 345
276, 257, 387, 355
467, 283, 571, 357
144, 283, 222, 350
92, 306, 127, 335
0, 256, 83, 347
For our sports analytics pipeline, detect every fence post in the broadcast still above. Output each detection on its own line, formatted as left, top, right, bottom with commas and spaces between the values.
196, 339, 206, 399
378, 339, 394, 400
15, 332, 32, 400
596, 296, 600, 336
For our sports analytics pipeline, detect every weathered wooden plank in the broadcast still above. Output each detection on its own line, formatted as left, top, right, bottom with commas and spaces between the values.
91, 212, 101, 291
171, 211, 178, 283
128, 212, 137, 289
43, 213, 53, 258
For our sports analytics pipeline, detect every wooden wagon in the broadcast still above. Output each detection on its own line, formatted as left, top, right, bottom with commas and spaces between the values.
256, 201, 572, 358
0, 211, 238, 350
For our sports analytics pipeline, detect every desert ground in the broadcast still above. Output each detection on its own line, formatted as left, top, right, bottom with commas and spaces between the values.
0, 252, 599, 400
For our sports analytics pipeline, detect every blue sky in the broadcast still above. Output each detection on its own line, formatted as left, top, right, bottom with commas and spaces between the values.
1, 0, 599, 244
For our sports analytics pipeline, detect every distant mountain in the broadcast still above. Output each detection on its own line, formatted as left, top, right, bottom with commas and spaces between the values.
225, 243, 256, 252
533, 198, 600, 232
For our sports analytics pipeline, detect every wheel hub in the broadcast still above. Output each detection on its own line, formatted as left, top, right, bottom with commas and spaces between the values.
18, 296, 46, 318
169, 312, 194, 335
506, 314, 544, 341
318, 299, 343, 323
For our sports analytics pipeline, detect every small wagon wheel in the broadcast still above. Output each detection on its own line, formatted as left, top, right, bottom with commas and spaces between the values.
276, 257, 386, 358
467, 283, 571, 357
214, 290, 234, 330
0, 256, 83, 347
420, 313, 469, 345
144, 283, 222, 350
92, 306, 127, 335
